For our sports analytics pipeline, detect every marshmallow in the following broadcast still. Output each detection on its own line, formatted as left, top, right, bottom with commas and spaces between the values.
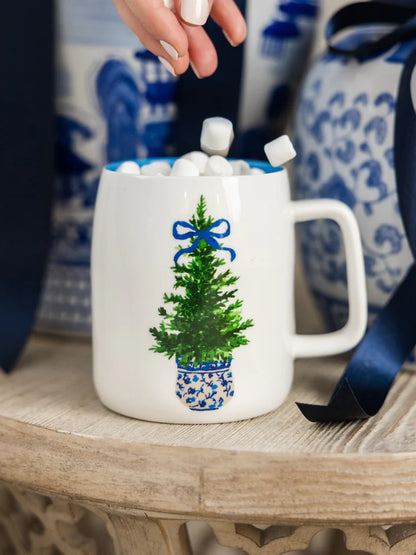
200, 117, 234, 157
117, 161, 141, 175
250, 167, 265, 175
204, 156, 233, 177
181, 151, 209, 174
230, 160, 251, 176
141, 161, 171, 176
264, 135, 296, 167
170, 159, 199, 176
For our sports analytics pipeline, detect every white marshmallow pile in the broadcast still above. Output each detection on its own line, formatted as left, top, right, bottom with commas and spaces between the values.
117, 117, 296, 177
117, 161, 141, 175
171, 158, 199, 177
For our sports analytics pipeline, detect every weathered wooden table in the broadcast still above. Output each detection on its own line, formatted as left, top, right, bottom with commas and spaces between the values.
0, 334, 416, 554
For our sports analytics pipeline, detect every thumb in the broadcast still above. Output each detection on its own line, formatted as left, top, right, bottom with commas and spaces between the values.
175, 0, 213, 26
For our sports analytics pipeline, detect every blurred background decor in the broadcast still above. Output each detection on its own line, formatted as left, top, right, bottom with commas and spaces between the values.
35, 0, 320, 336
35, 0, 179, 335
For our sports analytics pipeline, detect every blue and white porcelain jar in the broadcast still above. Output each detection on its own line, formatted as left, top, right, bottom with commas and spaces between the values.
293, 24, 416, 363
36, 0, 178, 335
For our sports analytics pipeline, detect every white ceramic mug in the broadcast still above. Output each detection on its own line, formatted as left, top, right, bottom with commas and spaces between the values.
92, 158, 367, 423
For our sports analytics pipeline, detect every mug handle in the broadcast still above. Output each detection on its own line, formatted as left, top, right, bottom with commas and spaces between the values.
289, 199, 367, 358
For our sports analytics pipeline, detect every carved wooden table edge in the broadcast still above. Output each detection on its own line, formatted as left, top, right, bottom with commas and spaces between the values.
2, 335, 416, 553
1, 409, 416, 524
3, 480, 416, 555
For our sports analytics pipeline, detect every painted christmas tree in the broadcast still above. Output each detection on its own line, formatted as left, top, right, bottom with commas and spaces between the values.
149, 195, 253, 411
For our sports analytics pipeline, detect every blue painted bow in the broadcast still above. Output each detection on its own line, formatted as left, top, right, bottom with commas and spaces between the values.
172, 219, 236, 264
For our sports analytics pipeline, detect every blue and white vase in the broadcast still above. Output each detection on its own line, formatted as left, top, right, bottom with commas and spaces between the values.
238, 0, 319, 158
293, 25, 416, 364
35, 0, 178, 335
176, 359, 234, 411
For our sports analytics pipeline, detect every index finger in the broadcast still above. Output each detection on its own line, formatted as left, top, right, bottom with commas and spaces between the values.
125, 0, 189, 58
211, 0, 246, 46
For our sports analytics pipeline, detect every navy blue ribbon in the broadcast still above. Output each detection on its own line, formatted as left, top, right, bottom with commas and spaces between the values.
0, 2, 54, 372
298, 1, 416, 421
173, 220, 236, 264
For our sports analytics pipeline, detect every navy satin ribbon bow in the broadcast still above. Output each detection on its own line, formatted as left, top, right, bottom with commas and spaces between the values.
173, 220, 236, 264
0, 3, 54, 372
298, 1, 416, 421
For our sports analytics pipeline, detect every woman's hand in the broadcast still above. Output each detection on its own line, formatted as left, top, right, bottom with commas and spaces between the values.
111, 0, 246, 78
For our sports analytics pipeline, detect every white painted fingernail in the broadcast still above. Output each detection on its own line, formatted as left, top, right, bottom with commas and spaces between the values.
163, 0, 175, 10
158, 56, 176, 76
181, 0, 210, 25
160, 40, 179, 61
190, 61, 202, 79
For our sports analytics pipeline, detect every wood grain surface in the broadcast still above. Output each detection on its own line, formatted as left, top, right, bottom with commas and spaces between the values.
0, 334, 415, 525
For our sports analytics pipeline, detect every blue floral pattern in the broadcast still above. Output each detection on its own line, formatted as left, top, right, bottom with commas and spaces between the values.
293, 30, 414, 341
260, 1, 318, 59
176, 359, 234, 411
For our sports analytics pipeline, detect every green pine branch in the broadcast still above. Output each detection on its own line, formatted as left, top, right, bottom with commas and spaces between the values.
149, 195, 254, 366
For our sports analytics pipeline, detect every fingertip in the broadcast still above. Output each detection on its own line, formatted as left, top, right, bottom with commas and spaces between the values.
127, 0, 189, 58
176, 40, 189, 59
231, 17, 247, 46
170, 52, 191, 75
182, 24, 218, 78
156, 5, 189, 58
222, 14, 246, 47
211, 0, 247, 47
202, 54, 218, 78
190, 51, 218, 79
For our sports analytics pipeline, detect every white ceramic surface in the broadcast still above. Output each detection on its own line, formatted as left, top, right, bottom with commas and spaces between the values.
91, 159, 366, 423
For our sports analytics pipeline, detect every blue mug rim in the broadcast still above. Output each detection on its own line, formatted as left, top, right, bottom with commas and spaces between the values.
105, 157, 282, 174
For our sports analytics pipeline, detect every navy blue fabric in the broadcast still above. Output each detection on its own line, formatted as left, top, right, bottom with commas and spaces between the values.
298, 1, 416, 421
0, 2, 54, 371
396, 45, 416, 261
298, 265, 416, 421
326, 2, 416, 61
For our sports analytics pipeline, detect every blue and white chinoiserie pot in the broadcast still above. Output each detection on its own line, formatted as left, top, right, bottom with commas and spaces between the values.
293, 19, 416, 366
176, 359, 234, 411
35, 0, 178, 335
